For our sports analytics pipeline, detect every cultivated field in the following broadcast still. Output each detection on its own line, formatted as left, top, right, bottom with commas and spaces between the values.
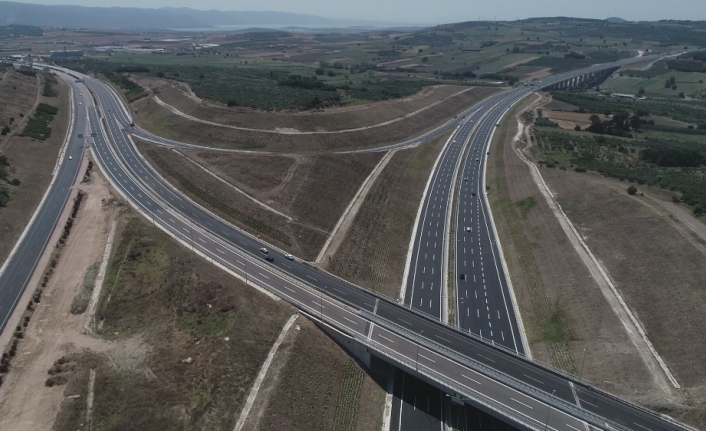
329, 132, 451, 299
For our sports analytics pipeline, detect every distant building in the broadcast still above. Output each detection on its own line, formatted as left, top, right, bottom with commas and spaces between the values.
611, 93, 637, 100
50, 50, 84, 59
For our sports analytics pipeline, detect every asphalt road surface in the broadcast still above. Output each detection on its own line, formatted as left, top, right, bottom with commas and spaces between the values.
0, 86, 86, 333
7, 59, 687, 431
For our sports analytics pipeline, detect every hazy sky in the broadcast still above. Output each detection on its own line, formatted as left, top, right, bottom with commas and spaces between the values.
9, 0, 706, 24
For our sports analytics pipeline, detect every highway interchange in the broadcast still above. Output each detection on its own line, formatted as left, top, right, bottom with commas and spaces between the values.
0, 55, 692, 431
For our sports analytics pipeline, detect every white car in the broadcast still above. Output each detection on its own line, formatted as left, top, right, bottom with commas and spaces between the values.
69, 156, 73, 160
285, 254, 294, 261
465, 227, 471, 232
260, 247, 269, 254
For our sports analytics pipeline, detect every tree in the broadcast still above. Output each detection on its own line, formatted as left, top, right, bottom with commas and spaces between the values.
694, 204, 704, 217
156, 71, 165, 78
638, 87, 645, 95
670, 76, 676, 86
679, 92, 685, 98
630, 114, 641, 130
574, 125, 582, 131
627, 185, 638, 195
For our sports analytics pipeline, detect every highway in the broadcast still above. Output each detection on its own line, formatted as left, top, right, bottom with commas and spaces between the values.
81, 63, 688, 431
3, 56, 689, 431
0, 83, 85, 334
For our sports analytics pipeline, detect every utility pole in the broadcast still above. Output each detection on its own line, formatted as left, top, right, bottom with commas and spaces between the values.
580, 348, 587, 379
544, 389, 556, 431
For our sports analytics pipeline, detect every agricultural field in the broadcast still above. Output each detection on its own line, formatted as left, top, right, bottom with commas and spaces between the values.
602, 62, 706, 99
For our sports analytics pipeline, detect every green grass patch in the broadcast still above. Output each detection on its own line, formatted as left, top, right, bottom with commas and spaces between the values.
514, 196, 536, 219
542, 307, 573, 344
183, 310, 235, 337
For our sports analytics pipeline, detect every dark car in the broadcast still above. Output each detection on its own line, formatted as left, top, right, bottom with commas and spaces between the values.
265, 255, 274, 262
459, 273, 466, 280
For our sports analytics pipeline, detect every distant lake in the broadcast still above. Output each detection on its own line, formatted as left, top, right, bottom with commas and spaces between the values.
168, 24, 410, 33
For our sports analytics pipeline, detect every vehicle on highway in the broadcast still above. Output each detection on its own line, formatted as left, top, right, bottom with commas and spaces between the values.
464, 177, 468, 182
69, 156, 73, 160
265, 255, 274, 262
465, 227, 471, 232
472, 192, 476, 196
459, 273, 466, 280
285, 254, 294, 261
260, 247, 269, 254
476, 158, 480, 162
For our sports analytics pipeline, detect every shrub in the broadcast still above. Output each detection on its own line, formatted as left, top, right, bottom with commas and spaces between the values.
627, 185, 638, 195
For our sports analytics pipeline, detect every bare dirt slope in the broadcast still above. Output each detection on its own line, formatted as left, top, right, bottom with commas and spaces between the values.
0, 169, 116, 430
143, 79, 485, 132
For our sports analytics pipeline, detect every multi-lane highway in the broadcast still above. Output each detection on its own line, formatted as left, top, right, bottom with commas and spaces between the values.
1, 56, 691, 431
0, 83, 84, 333
79, 62, 689, 431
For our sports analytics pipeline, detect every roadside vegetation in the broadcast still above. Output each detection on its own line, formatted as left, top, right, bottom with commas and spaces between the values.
19, 102, 58, 141
535, 90, 706, 216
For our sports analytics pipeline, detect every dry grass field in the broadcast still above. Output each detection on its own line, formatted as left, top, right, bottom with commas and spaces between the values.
138, 140, 382, 260
487, 97, 706, 428
132, 85, 499, 152
50, 212, 295, 431
329, 132, 451, 298
246, 318, 387, 431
